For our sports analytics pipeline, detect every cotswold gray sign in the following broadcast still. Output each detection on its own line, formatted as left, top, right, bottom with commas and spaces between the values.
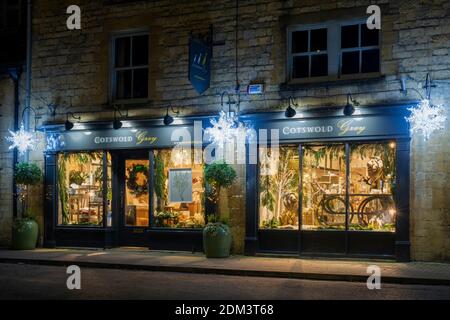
47, 126, 194, 151
45, 113, 409, 152
252, 115, 409, 141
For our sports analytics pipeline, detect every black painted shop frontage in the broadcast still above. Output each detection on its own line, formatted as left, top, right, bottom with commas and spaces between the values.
42, 104, 411, 261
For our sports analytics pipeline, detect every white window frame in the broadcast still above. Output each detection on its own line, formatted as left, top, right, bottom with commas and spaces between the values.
339, 20, 381, 79
287, 18, 381, 84
109, 29, 150, 104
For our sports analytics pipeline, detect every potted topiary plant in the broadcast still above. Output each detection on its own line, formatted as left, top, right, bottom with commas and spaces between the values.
203, 161, 237, 258
12, 162, 42, 250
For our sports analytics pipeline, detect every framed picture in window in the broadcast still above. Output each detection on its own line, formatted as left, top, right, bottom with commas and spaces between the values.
168, 169, 193, 203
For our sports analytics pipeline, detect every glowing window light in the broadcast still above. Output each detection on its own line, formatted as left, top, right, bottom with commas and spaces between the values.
6, 122, 38, 155
405, 99, 446, 141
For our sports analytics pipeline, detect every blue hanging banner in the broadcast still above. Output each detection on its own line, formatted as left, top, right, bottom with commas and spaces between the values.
189, 37, 211, 94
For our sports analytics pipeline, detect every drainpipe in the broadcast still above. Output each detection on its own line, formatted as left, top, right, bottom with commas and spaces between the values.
24, 0, 32, 162
8, 68, 22, 219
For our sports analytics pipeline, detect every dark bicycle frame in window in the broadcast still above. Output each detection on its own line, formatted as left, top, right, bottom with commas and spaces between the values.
287, 18, 381, 84
110, 29, 149, 103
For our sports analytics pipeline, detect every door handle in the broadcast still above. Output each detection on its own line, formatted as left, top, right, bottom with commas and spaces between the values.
120, 190, 124, 210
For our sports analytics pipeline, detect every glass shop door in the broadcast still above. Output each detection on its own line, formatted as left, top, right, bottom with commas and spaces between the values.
118, 151, 150, 246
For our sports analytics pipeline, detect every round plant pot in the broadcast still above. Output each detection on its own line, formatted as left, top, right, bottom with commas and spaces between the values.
12, 218, 38, 250
203, 223, 232, 258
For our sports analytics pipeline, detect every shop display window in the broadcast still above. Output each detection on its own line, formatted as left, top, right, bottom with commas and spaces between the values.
302, 144, 346, 230
259, 146, 300, 229
57, 152, 111, 227
152, 148, 205, 228
348, 143, 396, 231
259, 142, 396, 232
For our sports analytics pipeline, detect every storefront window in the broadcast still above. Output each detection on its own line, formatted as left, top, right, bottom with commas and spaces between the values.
348, 143, 396, 232
259, 142, 396, 232
106, 153, 112, 227
152, 148, 205, 228
259, 146, 299, 229
58, 152, 110, 227
302, 144, 346, 230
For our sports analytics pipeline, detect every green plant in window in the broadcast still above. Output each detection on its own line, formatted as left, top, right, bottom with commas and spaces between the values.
94, 165, 103, 184
303, 145, 344, 167
154, 153, 167, 211
259, 174, 275, 212
58, 152, 103, 225
259, 147, 299, 226
271, 148, 298, 222
69, 170, 88, 185
262, 217, 279, 229
57, 156, 69, 224
154, 211, 179, 227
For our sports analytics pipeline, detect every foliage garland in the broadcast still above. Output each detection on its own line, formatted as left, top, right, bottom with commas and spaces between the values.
126, 164, 149, 197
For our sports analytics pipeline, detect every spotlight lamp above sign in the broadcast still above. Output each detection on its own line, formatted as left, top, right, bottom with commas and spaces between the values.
284, 97, 298, 118
163, 105, 180, 126
65, 112, 81, 131
343, 93, 359, 116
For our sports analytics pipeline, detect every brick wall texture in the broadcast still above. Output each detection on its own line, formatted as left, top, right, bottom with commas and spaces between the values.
0, 0, 448, 260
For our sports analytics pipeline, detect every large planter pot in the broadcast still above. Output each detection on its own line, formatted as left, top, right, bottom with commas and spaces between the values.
12, 218, 38, 250
203, 222, 232, 258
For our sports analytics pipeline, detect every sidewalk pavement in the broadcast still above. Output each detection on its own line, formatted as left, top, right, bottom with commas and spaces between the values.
0, 248, 449, 286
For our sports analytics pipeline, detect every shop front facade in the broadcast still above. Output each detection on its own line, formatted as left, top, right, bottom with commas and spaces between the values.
244, 105, 410, 261
44, 119, 207, 251
0, 0, 449, 262
42, 103, 411, 261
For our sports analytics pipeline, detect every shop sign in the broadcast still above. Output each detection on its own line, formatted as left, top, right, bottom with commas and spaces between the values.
46, 126, 194, 151
188, 37, 211, 94
253, 115, 409, 141
45, 113, 409, 152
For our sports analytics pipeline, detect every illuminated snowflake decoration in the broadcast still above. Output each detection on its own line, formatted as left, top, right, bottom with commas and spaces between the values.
405, 99, 447, 140
46, 133, 64, 151
6, 123, 38, 155
204, 111, 254, 147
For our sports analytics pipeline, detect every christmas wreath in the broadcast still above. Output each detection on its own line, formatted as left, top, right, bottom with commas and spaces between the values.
126, 164, 149, 197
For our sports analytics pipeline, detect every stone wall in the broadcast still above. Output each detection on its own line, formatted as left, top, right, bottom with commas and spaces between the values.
0, 76, 15, 246
0, 0, 448, 259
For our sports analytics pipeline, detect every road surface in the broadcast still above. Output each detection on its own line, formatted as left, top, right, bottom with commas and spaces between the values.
0, 262, 449, 300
